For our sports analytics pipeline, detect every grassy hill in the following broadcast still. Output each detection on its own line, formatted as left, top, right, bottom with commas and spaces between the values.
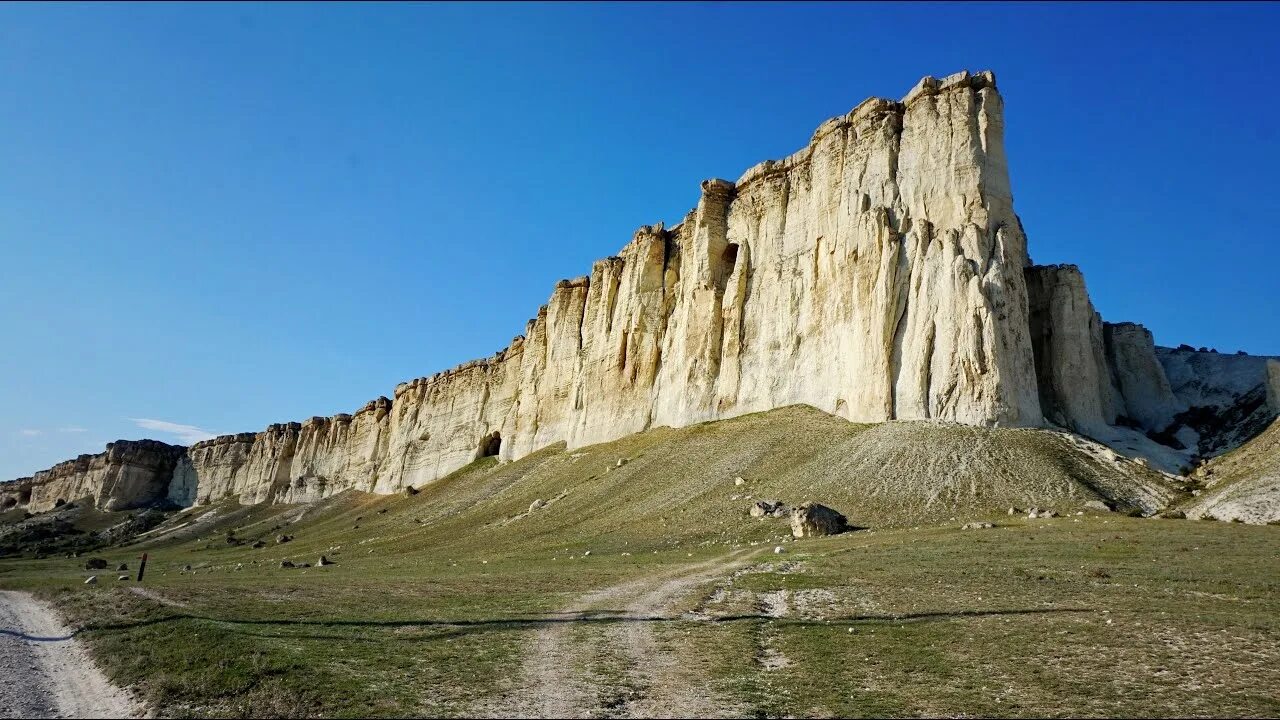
3, 406, 1274, 718
1187, 416, 1280, 523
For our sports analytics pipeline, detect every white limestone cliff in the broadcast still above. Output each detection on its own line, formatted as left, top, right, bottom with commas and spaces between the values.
1026, 264, 1122, 436
3, 441, 185, 513
1103, 322, 1184, 430
2, 70, 1275, 515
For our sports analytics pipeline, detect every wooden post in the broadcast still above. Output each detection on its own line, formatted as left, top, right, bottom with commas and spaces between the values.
137, 552, 148, 582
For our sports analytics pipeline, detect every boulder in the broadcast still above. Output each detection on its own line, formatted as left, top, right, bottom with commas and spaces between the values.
1159, 509, 1187, 520
84, 557, 108, 570
117, 575, 129, 581
116, 563, 128, 571
318, 555, 335, 566
1084, 500, 1113, 513
84, 576, 97, 584
961, 522, 994, 530
279, 560, 295, 569
251, 540, 266, 549
790, 502, 849, 538
276, 534, 293, 544
402, 485, 419, 496
529, 499, 546, 512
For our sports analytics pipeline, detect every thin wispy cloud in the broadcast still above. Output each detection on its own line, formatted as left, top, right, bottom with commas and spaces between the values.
130, 418, 217, 445
58, 426, 88, 433
19, 429, 42, 437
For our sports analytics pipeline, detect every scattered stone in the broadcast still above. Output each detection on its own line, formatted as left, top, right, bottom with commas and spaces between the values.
583, 550, 591, 556
961, 522, 995, 530
117, 575, 129, 581
1084, 500, 1113, 513
115, 563, 128, 572
84, 576, 97, 584
403, 485, 419, 496
276, 534, 293, 544
734, 477, 746, 486
279, 560, 295, 569
318, 555, 335, 566
773, 546, 786, 554
1159, 509, 1187, 520
1008, 507, 1017, 515
251, 540, 266, 549
750, 499, 787, 518
529, 499, 546, 512
616, 459, 627, 468
790, 502, 850, 538
182, 564, 192, 572
84, 558, 107, 570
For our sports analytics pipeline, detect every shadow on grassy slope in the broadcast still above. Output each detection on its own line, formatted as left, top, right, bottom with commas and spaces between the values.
73, 605, 1092, 642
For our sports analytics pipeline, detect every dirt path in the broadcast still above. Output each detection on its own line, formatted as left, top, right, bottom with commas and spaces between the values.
482, 550, 760, 718
0, 591, 139, 719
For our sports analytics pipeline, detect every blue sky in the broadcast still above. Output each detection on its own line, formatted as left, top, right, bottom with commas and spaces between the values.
2, 2, 1277, 479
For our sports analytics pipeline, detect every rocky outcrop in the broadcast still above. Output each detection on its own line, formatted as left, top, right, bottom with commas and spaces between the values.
177, 69, 1047, 505
0, 477, 33, 511
1103, 322, 1183, 430
790, 502, 850, 538
1026, 264, 1121, 435
1146, 347, 1280, 458
3, 70, 1274, 515
4, 441, 185, 513
182, 397, 392, 505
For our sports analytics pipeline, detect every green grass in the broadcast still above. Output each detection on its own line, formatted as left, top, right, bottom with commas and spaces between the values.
1, 407, 1276, 717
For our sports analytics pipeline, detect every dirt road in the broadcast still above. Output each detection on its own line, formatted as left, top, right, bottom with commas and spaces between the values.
0, 590, 137, 719
481, 550, 761, 718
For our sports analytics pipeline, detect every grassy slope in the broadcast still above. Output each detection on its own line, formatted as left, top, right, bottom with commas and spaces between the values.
1186, 416, 1280, 523
2, 406, 1272, 718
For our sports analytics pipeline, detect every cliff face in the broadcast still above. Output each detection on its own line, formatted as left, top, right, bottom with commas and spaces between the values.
179, 398, 392, 505
3, 69, 1274, 513
1103, 322, 1184, 430
4, 440, 185, 513
1026, 264, 1121, 436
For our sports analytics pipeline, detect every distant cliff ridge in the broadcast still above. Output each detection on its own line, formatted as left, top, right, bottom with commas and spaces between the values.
4, 70, 1277, 514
